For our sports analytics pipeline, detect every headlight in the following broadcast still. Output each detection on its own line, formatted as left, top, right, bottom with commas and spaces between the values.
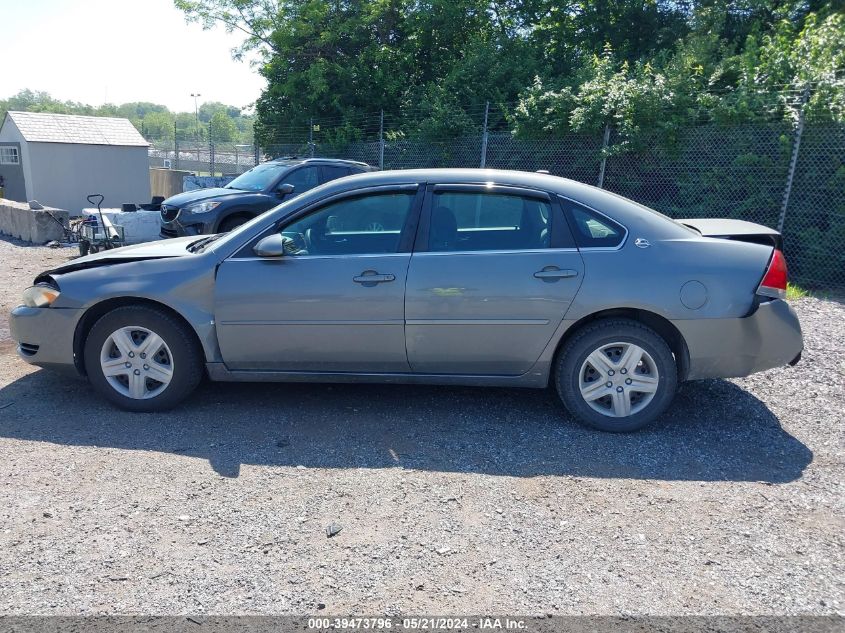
22, 284, 61, 308
184, 201, 221, 215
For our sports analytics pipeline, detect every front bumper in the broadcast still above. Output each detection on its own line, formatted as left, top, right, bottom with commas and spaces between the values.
675, 298, 804, 380
160, 219, 207, 239
9, 305, 82, 373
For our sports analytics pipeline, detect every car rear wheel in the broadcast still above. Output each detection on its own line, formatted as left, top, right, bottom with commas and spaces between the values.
84, 305, 203, 412
555, 318, 678, 432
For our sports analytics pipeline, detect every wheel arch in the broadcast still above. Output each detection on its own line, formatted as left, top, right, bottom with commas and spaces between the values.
73, 297, 205, 376
552, 308, 690, 382
214, 209, 256, 232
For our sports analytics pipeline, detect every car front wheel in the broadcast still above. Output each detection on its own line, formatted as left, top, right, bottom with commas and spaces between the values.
84, 305, 203, 412
218, 214, 251, 233
555, 318, 678, 432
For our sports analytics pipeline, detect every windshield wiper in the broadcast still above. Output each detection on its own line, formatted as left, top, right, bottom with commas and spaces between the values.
187, 234, 222, 253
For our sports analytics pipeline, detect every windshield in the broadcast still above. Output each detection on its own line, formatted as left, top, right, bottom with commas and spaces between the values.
225, 163, 290, 192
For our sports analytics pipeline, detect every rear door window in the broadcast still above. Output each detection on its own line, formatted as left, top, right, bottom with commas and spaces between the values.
427, 191, 551, 252
281, 166, 320, 195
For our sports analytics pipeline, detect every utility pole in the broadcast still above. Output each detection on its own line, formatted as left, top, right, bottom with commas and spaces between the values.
480, 101, 490, 168
191, 92, 202, 166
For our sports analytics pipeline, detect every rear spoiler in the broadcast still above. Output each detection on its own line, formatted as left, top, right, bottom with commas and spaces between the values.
679, 218, 782, 251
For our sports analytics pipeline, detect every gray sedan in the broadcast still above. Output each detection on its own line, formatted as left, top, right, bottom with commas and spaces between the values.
10, 169, 803, 432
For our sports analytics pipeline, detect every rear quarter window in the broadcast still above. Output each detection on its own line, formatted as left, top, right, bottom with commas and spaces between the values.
566, 203, 626, 248
321, 165, 352, 182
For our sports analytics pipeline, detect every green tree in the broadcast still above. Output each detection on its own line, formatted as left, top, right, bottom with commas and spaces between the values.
174, 0, 540, 144
0, 89, 96, 119
208, 110, 238, 142
141, 111, 176, 140
174, 111, 205, 142
199, 101, 242, 122
236, 115, 255, 143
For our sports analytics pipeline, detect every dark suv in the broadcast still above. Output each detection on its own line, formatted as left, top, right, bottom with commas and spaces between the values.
159, 158, 375, 238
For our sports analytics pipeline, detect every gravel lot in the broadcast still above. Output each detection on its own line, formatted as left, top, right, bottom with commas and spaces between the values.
0, 236, 842, 616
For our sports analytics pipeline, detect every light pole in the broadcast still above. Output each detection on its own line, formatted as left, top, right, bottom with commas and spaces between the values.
190, 93, 202, 166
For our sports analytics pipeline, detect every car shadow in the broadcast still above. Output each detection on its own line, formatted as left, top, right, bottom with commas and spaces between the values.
0, 367, 812, 482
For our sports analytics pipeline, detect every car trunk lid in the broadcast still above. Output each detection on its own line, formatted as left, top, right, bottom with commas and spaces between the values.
679, 218, 783, 250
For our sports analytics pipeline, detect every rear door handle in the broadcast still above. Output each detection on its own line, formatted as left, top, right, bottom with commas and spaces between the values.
353, 272, 396, 284
534, 268, 578, 279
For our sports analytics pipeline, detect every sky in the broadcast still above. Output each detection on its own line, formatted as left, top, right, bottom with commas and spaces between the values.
3, 0, 266, 112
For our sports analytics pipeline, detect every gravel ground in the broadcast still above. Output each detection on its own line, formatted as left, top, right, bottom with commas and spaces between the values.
0, 236, 842, 616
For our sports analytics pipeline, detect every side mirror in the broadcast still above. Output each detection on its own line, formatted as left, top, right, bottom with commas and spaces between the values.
253, 234, 286, 258
276, 183, 295, 198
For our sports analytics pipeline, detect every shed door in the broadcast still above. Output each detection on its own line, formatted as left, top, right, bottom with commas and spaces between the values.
0, 143, 26, 202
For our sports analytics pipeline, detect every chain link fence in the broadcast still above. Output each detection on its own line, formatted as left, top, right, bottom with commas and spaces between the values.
148, 141, 260, 175
147, 120, 845, 289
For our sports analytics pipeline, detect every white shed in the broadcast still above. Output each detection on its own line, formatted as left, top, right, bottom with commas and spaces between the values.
0, 111, 151, 213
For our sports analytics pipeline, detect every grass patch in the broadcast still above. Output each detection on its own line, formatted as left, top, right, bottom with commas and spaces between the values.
786, 283, 810, 300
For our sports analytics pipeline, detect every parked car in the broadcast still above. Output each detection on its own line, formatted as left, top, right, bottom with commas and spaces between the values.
11, 169, 802, 432
159, 157, 375, 238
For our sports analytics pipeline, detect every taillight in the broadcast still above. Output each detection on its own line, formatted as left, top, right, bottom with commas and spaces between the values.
757, 249, 788, 299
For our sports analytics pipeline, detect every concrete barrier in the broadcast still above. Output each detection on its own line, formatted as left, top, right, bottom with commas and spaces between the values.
0, 199, 69, 244
81, 208, 162, 244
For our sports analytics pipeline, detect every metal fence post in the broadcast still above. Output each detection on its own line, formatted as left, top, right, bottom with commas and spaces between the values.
480, 101, 490, 168
171, 122, 178, 171
379, 110, 385, 170
309, 118, 315, 157
209, 142, 215, 177
254, 145, 261, 166
778, 85, 811, 233
597, 123, 611, 188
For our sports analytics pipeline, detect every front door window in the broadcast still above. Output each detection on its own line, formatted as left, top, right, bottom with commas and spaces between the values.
280, 192, 416, 256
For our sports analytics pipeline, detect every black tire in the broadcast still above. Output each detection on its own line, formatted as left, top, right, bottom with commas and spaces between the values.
84, 305, 203, 412
554, 318, 678, 432
218, 214, 252, 233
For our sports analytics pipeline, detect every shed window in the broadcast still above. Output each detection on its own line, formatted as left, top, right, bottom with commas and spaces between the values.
0, 147, 19, 165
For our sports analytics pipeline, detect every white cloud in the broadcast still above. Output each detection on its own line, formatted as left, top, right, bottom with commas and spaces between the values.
3, 0, 266, 112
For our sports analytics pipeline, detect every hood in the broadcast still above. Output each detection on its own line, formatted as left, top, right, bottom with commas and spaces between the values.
162, 187, 248, 207
41, 236, 199, 277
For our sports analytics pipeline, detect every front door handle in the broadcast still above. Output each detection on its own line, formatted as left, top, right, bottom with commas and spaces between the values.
534, 267, 579, 280
353, 271, 396, 284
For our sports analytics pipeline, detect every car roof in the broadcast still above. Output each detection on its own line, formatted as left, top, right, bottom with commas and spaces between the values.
304, 168, 692, 237
317, 167, 603, 198
267, 157, 374, 169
